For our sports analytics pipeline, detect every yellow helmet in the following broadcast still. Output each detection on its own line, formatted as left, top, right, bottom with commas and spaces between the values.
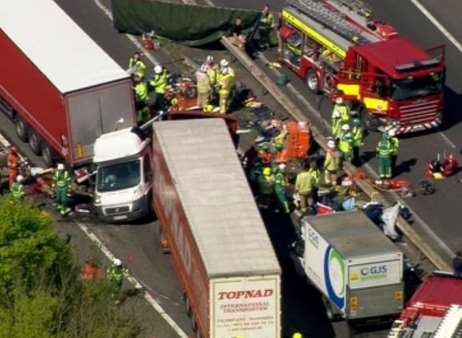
263, 167, 272, 176
293, 333, 303, 338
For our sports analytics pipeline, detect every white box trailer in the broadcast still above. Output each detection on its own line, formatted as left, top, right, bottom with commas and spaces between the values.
152, 118, 281, 338
300, 210, 404, 320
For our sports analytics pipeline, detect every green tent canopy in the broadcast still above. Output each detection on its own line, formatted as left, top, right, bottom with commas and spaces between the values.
112, 0, 259, 46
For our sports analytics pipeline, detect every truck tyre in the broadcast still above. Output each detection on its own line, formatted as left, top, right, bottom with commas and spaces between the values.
184, 293, 192, 317
306, 69, 321, 94
41, 143, 56, 167
191, 315, 199, 332
15, 116, 29, 142
323, 297, 341, 322
28, 129, 42, 155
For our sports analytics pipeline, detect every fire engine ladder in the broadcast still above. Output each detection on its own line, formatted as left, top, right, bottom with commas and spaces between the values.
286, 0, 379, 45
434, 305, 462, 338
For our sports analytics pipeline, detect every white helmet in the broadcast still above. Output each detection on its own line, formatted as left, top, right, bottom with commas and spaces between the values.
200, 64, 208, 73
57, 163, 65, 170
113, 259, 122, 267
154, 65, 163, 74
327, 140, 336, 148
206, 55, 214, 64
220, 59, 229, 67
335, 97, 343, 105
341, 124, 350, 131
298, 121, 307, 129
388, 129, 396, 137
278, 163, 286, 171
16, 175, 24, 183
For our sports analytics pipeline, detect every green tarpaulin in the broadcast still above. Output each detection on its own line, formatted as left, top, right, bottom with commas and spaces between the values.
112, 0, 259, 46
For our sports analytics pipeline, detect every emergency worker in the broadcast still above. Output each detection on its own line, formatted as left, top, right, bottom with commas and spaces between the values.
195, 64, 212, 111
351, 117, 364, 165
217, 64, 235, 114
295, 161, 314, 213
308, 159, 321, 202
338, 124, 353, 162
106, 258, 128, 304
10, 175, 25, 201
323, 138, 340, 187
150, 64, 169, 112
52, 163, 72, 215
133, 73, 150, 125
274, 163, 290, 213
257, 167, 275, 208
258, 4, 275, 49
376, 132, 393, 180
331, 97, 350, 139
7, 145, 20, 189
128, 51, 146, 80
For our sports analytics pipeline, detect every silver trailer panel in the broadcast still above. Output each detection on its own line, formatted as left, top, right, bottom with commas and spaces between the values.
153, 119, 280, 278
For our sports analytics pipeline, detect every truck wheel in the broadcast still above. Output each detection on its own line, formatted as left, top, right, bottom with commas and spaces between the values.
306, 69, 321, 94
15, 117, 29, 142
323, 297, 341, 322
41, 143, 56, 167
28, 130, 42, 155
191, 316, 198, 332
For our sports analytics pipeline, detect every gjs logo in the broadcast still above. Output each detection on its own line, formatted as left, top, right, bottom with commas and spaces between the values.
360, 265, 387, 276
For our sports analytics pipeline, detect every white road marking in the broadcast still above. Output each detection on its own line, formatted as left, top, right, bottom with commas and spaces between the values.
410, 0, 462, 54
439, 131, 457, 149
75, 221, 189, 338
93, 0, 160, 65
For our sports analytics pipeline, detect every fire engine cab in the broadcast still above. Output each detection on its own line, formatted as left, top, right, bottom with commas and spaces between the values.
279, 0, 446, 134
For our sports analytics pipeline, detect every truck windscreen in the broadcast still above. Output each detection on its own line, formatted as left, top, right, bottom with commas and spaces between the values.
97, 160, 141, 192
391, 73, 443, 101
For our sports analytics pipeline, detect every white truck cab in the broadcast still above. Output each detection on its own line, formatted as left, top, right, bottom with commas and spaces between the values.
93, 128, 152, 222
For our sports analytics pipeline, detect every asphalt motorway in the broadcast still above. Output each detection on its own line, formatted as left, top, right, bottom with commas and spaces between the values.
206, 0, 462, 256
1, 0, 450, 337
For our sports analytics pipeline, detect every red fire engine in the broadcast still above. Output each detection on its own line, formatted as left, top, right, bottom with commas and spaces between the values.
388, 272, 462, 337
279, 0, 446, 134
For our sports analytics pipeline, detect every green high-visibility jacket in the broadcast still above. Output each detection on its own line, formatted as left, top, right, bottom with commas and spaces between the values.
128, 58, 146, 79
352, 125, 364, 147
308, 168, 321, 188
53, 170, 71, 189
150, 71, 168, 94
376, 139, 393, 158
11, 182, 24, 199
339, 132, 353, 153
333, 104, 350, 122
106, 265, 128, 285
134, 82, 149, 104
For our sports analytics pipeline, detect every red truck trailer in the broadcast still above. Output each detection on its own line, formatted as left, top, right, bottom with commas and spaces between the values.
0, 0, 135, 166
152, 118, 281, 338
387, 272, 462, 337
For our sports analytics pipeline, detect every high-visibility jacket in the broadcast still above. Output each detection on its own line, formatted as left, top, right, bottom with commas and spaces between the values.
260, 12, 275, 29
195, 70, 211, 94
150, 70, 168, 94
295, 170, 313, 194
338, 132, 353, 154
274, 171, 286, 187
106, 264, 128, 286
333, 103, 350, 122
134, 82, 149, 104
376, 138, 393, 158
128, 58, 146, 79
308, 168, 321, 188
218, 72, 234, 95
10, 182, 24, 199
207, 67, 217, 86
390, 136, 399, 156
351, 125, 364, 147
53, 170, 71, 189
324, 149, 339, 172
